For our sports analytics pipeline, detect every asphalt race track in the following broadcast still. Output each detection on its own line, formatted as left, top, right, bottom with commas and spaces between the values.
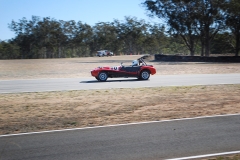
0, 115, 240, 160
1, 74, 240, 93
1, 74, 240, 159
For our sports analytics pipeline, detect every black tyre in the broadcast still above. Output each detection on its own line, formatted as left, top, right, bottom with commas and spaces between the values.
98, 72, 108, 81
95, 77, 100, 81
139, 70, 150, 80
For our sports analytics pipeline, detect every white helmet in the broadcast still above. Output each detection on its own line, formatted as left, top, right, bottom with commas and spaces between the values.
132, 60, 138, 66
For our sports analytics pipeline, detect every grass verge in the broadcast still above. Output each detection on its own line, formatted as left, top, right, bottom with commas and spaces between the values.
0, 84, 239, 135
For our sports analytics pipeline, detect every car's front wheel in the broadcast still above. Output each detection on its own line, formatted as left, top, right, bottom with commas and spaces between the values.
139, 70, 150, 80
98, 72, 108, 81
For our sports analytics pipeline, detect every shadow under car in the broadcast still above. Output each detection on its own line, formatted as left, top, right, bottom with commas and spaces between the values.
80, 78, 148, 83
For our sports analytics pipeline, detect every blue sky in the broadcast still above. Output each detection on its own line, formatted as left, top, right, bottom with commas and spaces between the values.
0, 0, 160, 41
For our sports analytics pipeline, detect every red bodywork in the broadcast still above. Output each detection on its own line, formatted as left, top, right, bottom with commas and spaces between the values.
91, 65, 156, 77
91, 55, 156, 81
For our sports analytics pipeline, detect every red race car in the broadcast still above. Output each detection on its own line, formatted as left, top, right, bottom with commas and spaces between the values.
91, 55, 156, 81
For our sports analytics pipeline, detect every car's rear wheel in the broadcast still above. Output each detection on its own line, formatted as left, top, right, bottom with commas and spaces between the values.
139, 70, 150, 80
98, 72, 108, 81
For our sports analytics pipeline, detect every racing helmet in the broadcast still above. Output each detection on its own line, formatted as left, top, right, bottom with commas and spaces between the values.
132, 60, 138, 66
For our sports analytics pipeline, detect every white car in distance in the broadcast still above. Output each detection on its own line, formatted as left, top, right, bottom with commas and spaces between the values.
96, 50, 113, 57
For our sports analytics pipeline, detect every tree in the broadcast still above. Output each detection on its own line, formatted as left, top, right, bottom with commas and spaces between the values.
92, 22, 118, 54
114, 16, 148, 54
143, 0, 199, 55
224, 0, 240, 56
195, 0, 226, 56
35, 17, 66, 58
0, 40, 20, 59
9, 16, 67, 58
143, 0, 226, 56
72, 21, 93, 56
211, 32, 234, 54
143, 23, 166, 54
8, 16, 40, 58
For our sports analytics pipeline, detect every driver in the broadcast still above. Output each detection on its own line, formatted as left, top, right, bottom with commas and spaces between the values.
132, 60, 138, 66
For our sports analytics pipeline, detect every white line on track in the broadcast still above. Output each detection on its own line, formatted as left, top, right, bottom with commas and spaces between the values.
0, 113, 239, 138
167, 150, 240, 160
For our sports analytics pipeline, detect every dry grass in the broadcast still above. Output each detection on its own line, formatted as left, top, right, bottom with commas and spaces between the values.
0, 85, 240, 135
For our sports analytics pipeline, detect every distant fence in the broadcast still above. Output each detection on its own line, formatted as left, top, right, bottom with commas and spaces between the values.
154, 54, 240, 62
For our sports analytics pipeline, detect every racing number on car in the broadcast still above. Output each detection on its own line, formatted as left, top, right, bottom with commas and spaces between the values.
111, 66, 118, 70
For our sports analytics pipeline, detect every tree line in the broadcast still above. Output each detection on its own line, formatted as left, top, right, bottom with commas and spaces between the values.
1, 16, 168, 59
0, 0, 239, 59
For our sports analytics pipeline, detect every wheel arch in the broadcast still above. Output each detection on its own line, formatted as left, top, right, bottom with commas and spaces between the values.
140, 68, 151, 74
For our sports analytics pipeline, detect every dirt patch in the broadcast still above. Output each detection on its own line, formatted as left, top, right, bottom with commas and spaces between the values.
0, 85, 240, 135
